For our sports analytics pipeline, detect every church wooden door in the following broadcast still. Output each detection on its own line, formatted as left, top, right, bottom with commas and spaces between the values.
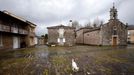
113, 37, 117, 46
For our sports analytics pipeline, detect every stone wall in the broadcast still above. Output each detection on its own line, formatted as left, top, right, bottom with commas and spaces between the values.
48, 29, 59, 44
26, 25, 36, 47
48, 28, 75, 46
84, 30, 101, 45
76, 30, 84, 44
64, 29, 75, 46
128, 30, 134, 43
0, 33, 13, 50
38, 38, 45, 45
101, 19, 127, 45
76, 29, 89, 44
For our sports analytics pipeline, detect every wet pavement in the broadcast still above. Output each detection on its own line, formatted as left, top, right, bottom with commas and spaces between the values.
0, 45, 134, 75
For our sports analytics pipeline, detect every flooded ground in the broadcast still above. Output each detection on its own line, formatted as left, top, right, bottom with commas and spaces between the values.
0, 45, 134, 75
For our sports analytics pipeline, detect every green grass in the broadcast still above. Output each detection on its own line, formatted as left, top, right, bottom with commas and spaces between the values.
0, 45, 134, 75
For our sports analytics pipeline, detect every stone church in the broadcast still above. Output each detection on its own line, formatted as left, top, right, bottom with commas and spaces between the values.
77, 5, 128, 46
47, 25, 75, 46
47, 5, 128, 46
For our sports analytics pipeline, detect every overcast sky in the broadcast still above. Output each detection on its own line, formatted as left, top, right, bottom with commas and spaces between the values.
0, 0, 134, 35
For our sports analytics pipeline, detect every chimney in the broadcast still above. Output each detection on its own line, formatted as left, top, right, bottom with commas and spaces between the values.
69, 20, 72, 27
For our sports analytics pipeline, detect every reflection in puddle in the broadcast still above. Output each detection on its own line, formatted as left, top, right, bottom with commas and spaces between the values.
0, 45, 134, 75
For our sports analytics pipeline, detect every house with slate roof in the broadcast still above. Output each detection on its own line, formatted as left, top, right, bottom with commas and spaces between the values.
47, 25, 75, 46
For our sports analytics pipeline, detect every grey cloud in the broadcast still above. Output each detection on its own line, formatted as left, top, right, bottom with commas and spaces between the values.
0, 0, 134, 35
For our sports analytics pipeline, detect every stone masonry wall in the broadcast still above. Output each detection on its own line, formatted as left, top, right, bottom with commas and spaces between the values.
128, 30, 134, 43
84, 30, 101, 45
48, 29, 59, 44
101, 20, 127, 45
0, 33, 13, 50
76, 29, 90, 44
64, 29, 75, 46
48, 28, 75, 46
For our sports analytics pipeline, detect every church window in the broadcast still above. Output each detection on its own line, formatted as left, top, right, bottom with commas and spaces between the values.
113, 26, 117, 35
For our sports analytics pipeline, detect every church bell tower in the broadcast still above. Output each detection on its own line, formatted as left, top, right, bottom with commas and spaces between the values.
110, 3, 118, 19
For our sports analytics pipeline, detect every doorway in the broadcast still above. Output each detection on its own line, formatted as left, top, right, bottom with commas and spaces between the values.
13, 36, 20, 49
112, 37, 117, 46
59, 38, 64, 46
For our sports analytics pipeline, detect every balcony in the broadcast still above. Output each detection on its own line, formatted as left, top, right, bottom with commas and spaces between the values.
0, 24, 10, 32
11, 27, 18, 33
19, 29, 28, 35
0, 24, 28, 35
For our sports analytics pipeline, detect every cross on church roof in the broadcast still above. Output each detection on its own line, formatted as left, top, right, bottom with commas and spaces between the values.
113, 2, 115, 8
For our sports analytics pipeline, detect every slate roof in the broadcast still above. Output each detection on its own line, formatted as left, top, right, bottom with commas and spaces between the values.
0, 10, 36, 26
127, 25, 134, 30
47, 24, 75, 29
84, 27, 100, 33
76, 26, 93, 31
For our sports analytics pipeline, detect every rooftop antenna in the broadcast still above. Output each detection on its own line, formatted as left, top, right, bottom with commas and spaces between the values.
69, 20, 73, 27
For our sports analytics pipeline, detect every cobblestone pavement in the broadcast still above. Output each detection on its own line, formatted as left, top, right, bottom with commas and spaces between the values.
0, 45, 134, 75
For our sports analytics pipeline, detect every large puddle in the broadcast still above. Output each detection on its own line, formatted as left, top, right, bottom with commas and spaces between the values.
0, 45, 134, 75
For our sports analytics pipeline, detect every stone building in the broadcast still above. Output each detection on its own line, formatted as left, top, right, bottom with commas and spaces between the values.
101, 5, 127, 46
37, 36, 45, 45
76, 5, 128, 46
0, 10, 37, 50
83, 27, 100, 45
26, 21, 36, 47
127, 25, 134, 44
47, 25, 75, 46
76, 27, 92, 44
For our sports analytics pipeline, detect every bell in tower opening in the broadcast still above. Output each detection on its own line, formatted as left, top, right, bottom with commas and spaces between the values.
110, 3, 118, 19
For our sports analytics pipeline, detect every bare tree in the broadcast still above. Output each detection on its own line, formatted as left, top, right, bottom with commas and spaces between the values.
93, 17, 104, 27
72, 20, 81, 30
84, 20, 92, 27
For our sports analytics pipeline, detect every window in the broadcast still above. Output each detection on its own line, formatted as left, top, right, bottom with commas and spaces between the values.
58, 28, 64, 38
113, 26, 117, 35
113, 30, 117, 35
